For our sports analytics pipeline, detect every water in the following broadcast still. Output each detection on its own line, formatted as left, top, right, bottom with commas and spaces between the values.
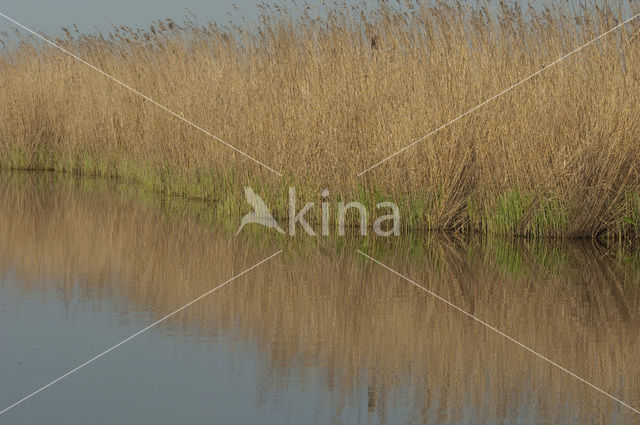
0, 172, 639, 424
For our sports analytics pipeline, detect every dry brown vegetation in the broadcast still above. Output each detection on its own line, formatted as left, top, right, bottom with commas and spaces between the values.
1, 1, 639, 239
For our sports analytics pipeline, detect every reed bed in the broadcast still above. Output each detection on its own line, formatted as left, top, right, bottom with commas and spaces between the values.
1, 1, 639, 240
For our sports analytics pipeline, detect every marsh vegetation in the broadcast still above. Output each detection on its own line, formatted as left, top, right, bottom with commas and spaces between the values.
1, 1, 639, 240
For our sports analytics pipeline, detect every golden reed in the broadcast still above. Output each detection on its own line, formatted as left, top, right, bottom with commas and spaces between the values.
1, 1, 639, 240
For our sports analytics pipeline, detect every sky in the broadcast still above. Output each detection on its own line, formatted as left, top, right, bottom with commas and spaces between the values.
0, 0, 315, 36
0, 1, 630, 41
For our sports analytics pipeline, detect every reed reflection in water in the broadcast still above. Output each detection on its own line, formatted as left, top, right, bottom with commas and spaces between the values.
0, 172, 639, 424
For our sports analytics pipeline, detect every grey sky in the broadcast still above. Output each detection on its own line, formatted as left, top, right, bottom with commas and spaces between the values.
0, 0, 295, 36
0, 1, 627, 40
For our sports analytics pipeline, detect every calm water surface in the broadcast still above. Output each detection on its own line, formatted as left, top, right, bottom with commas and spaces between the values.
0, 173, 639, 424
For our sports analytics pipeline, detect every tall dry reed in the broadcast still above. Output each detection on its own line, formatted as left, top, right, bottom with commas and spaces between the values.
1, 1, 639, 239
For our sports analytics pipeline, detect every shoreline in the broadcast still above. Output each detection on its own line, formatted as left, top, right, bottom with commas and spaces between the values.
1, 167, 638, 245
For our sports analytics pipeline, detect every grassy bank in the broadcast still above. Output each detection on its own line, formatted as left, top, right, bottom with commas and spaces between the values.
1, 1, 639, 240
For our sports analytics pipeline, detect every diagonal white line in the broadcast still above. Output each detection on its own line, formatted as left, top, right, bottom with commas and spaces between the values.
0, 11, 282, 177
357, 11, 640, 177
0, 250, 282, 416
356, 249, 640, 416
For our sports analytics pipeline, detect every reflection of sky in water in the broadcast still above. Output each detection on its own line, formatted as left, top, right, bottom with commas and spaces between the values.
0, 273, 402, 425
0, 273, 303, 424
0, 174, 638, 424
0, 273, 615, 425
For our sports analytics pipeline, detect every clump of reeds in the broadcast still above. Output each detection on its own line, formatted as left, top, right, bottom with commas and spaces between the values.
1, 0, 639, 240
